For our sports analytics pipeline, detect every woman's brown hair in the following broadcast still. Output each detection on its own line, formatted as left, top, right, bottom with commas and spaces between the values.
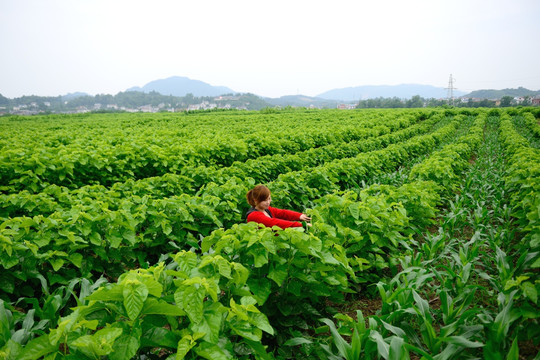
246, 185, 270, 207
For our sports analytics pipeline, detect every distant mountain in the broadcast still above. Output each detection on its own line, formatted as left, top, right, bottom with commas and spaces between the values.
317, 84, 466, 101
264, 95, 340, 108
128, 76, 235, 97
464, 87, 540, 99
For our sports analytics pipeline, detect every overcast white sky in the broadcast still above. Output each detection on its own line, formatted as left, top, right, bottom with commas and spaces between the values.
1, 0, 539, 98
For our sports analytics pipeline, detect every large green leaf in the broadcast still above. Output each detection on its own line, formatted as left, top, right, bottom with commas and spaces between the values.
141, 326, 179, 349
141, 298, 185, 317
175, 285, 205, 324
268, 263, 288, 287
110, 333, 139, 360
18, 335, 56, 360
123, 282, 149, 320
194, 341, 231, 360
247, 277, 272, 306
190, 303, 225, 344
87, 285, 123, 302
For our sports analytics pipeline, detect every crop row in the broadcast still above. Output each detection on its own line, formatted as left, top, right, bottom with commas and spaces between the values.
499, 112, 540, 260
0, 111, 488, 359
268, 115, 468, 209
0, 113, 459, 306
301, 111, 493, 359
314, 111, 540, 359
1, 110, 432, 193
0, 111, 440, 221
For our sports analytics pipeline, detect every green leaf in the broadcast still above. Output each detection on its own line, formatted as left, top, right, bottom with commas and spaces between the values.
142, 298, 185, 317
122, 229, 137, 245
349, 203, 360, 219
18, 335, 56, 360
161, 220, 172, 235
251, 248, 269, 268
140, 276, 163, 298
268, 263, 288, 287
250, 312, 274, 335
521, 282, 538, 303
389, 336, 405, 360
506, 335, 519, 360
176, 335, 197, 360
232, 263, 249, 286
1, 339, 22, 360
0, 300, 12, 344
284, 337, 313, 346
243, 338, 274, 360
247, 277, 272, 306
175, 286, 205, 324
110, 333, 139, 360
370, 331, 390, 359
381, 320, 406, 337
141, 326, 179, 349
87, 285, 123, 302
69, 253, 83, 268
229, 321, 261, 341
194, 341, 230, 360
0, 276, 15, 294
190, 303, 225, 344
71, 327, 123, 358
95, 327, 123, 345
89, 232, 102, 245
216, 257, 232, 279
123, 282, 148, 320
174, 250, 199, 274
412, 290, 430, 318
445, 335, 484, 348
320, 318, 351, 359
49, 258, 64, 272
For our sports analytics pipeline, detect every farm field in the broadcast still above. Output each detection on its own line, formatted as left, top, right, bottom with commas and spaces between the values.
0, 108, 539, 360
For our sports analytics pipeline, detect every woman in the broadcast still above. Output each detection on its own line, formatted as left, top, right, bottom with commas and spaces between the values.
246, 185, 311, 229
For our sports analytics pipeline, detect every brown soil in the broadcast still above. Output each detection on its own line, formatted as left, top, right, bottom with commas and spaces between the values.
519, 339, 540, 359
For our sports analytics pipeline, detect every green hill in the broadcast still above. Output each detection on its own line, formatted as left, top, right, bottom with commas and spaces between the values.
464, 87, 540, 99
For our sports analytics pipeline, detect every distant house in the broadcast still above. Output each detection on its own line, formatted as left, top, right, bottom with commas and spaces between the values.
139, 105, 156, 113
532, 96, 540, 106
337, 103, 355, 109
215, 96, 240, 101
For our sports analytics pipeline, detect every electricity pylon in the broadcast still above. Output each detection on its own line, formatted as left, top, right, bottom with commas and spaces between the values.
445, 74, 457, 106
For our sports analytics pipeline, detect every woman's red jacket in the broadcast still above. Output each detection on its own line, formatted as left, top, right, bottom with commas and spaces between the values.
246, 206, 303, 229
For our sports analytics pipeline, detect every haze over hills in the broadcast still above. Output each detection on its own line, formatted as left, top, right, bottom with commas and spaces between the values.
2, 76, 539, 110
127, 76, 235, 97
124, 76, 475, 106
317, 84, 467, 101
465, 87, 540, 99
127, 76, 468, 102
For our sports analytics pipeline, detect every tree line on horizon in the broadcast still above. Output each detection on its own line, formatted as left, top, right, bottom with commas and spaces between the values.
356, 95, 537, 108
0, 91, 538, 114
0, 91, 268, 112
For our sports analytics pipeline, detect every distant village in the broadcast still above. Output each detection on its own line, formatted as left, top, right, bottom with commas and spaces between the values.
1, 93, 538, 116
2, 96, 250, 116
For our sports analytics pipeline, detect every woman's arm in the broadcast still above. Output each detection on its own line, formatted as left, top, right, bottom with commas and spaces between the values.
268, 207, 303, 221
247, 210, 302, 229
